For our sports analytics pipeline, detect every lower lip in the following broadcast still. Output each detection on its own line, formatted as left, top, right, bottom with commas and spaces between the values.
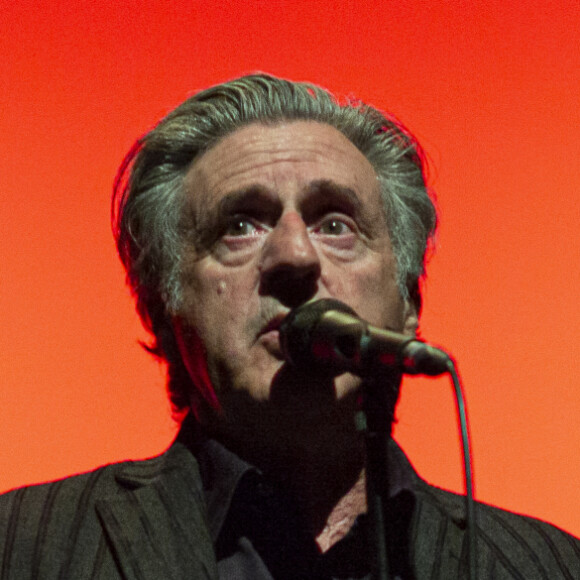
260, 330, 284, 358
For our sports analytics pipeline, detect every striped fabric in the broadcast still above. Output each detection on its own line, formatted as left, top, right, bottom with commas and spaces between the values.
1, 438, 578, 579
409, 480, 580, 579
0, 443, 218, 579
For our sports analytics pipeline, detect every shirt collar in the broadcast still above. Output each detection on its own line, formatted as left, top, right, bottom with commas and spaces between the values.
176, 417, 257, 543
176, 415, 422, 545
197, 437, 257, 542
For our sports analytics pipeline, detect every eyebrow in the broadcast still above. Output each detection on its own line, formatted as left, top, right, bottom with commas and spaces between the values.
216, 180, 363, 215
300, 180, 363, 217
216, 185, 281, 218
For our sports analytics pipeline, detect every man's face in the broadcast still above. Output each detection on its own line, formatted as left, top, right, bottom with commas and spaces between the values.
173, 121, 416, 427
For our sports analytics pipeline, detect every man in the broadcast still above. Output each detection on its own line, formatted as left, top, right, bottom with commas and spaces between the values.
1, 74, 578, 579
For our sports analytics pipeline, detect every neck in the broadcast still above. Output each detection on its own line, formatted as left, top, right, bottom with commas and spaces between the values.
264, 431, 366, 546
315, 469, 366, 552
204, 403, 369, 551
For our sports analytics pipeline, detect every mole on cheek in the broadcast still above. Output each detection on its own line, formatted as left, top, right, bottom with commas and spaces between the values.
217, 280, 227, 295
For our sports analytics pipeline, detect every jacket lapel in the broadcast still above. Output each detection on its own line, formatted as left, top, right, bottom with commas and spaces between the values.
410, 483, 468, 579
95, 443, 218, 580
389, 441, 468, 579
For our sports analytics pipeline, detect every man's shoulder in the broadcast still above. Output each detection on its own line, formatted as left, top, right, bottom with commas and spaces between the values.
0, 441, 216, 579
416, 477, 580, 541
1, 439, 199, 508
414, 479, 580, 578
1, 457, 137, 506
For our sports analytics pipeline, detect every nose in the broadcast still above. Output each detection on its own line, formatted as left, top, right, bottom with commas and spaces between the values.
259, 212, 321, 308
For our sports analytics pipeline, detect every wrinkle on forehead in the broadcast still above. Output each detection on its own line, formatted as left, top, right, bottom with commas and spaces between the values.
184, 121, 379, 200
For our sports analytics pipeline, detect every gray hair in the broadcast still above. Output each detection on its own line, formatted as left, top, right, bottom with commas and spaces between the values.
112, 73, 437, 410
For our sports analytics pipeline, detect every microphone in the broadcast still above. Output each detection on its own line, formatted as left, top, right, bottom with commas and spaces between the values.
279, 298, 450, 377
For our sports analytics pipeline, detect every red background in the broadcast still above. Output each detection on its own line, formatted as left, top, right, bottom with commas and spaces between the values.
1, 1, 579, 537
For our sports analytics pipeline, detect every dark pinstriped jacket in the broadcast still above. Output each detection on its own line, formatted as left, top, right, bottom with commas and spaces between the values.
1, 434, 579, 579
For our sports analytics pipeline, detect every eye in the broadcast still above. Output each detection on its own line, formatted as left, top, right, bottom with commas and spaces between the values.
316, 217, 354, 236
224, 218, 261, 237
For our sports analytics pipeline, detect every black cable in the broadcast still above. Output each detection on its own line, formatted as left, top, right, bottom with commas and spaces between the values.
446, 358, 477, 580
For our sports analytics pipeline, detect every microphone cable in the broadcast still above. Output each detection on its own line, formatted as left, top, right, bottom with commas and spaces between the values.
446, 357, 477, 580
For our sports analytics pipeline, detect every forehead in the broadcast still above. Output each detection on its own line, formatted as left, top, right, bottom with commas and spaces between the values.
183, 121, 380, 205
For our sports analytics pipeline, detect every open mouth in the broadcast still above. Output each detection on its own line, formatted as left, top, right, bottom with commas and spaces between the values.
260, 312, 288, 336
258, 312, 289, 358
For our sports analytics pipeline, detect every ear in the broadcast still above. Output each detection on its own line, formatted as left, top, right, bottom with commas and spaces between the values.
402, 300, 419, 337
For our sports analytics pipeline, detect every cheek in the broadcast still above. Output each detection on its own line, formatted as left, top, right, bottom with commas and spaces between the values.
183, 261, 253, 313
322, 258, 403, 326
182, 262, 260, 350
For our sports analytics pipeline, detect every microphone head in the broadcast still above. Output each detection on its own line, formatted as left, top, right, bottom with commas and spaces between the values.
279, 298, 357, 375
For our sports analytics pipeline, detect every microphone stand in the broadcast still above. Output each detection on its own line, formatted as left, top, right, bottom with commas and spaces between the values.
358, 360, 474, 580
357, 373, 399, 580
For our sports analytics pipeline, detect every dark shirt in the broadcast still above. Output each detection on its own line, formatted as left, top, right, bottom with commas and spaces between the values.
194, 437, 417, 580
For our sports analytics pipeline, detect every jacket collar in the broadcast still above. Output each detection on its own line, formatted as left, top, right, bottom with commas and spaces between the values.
95, 437, 218, 580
